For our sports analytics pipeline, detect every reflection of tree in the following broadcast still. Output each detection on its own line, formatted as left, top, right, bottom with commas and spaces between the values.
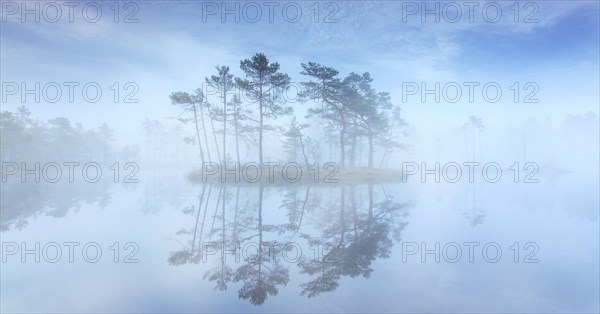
232, 186, 290, 305
293, 186, 346, 297
463, 207, 486, 226
168, 184, 410, 305
234, 257, 289, 305
0, 106, 148, 232
168, 186, 291, 305
204, 186, 234, 290
204, 253, 234, 291
1, 180, 114, 232
298, 185, 410, 297
458, 181, 486, 227
168, 185, 211, 266
280, 186, 314, 235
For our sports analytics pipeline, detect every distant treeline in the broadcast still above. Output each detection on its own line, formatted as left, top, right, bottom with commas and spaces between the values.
0, 105, 138, 163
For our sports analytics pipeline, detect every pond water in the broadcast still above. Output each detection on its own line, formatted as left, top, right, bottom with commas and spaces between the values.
1, 167, 598, 313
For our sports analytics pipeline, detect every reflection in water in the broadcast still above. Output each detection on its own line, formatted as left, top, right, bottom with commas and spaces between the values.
0, 167, 190, 233
298, 185, 410, 298
168, 184, 411, 305
2, 168, 597, 311
1, 180, 114, 232
461, 181, 486, 226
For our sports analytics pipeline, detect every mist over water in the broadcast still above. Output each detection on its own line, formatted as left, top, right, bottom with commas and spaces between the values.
1, 1, 599, 313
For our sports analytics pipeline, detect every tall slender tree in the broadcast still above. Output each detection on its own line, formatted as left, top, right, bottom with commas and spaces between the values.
207, 103, 222, 162
300, 62, 347, 167
237, 53, 291, 164
193, 88, 213, 162
170, 91, 205, 162
463, 116, 484, 162
229, 95, 243, 163
206, 66, 235, 164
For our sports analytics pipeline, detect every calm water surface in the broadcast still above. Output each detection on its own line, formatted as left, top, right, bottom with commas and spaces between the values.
1, 167, 598, 313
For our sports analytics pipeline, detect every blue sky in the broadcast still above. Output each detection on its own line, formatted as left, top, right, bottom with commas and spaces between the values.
1, 1, 599, 136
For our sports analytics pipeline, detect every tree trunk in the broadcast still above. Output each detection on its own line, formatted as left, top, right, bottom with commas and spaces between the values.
259, 79, 264, 165
192, 103, 205, 162
199, 105, 212, 163
208, 187, 223, 243
339, 111, 346, 168
233, 187, 240, 242
368, 130, 374, 168
298, 130, 309, 168
209, 108, 221, 163
349, 123, 357, 167
222, 185, 226, 250
340, 186, 346, 243
234, 102, 241, 163
296, 186, 310, 233
359, 137, 363, 167
191, 185, 207, 253
350, 186, 358, 237
258, 186, 264, 263
199, 185, 213, 246
222, 82, 227, 164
